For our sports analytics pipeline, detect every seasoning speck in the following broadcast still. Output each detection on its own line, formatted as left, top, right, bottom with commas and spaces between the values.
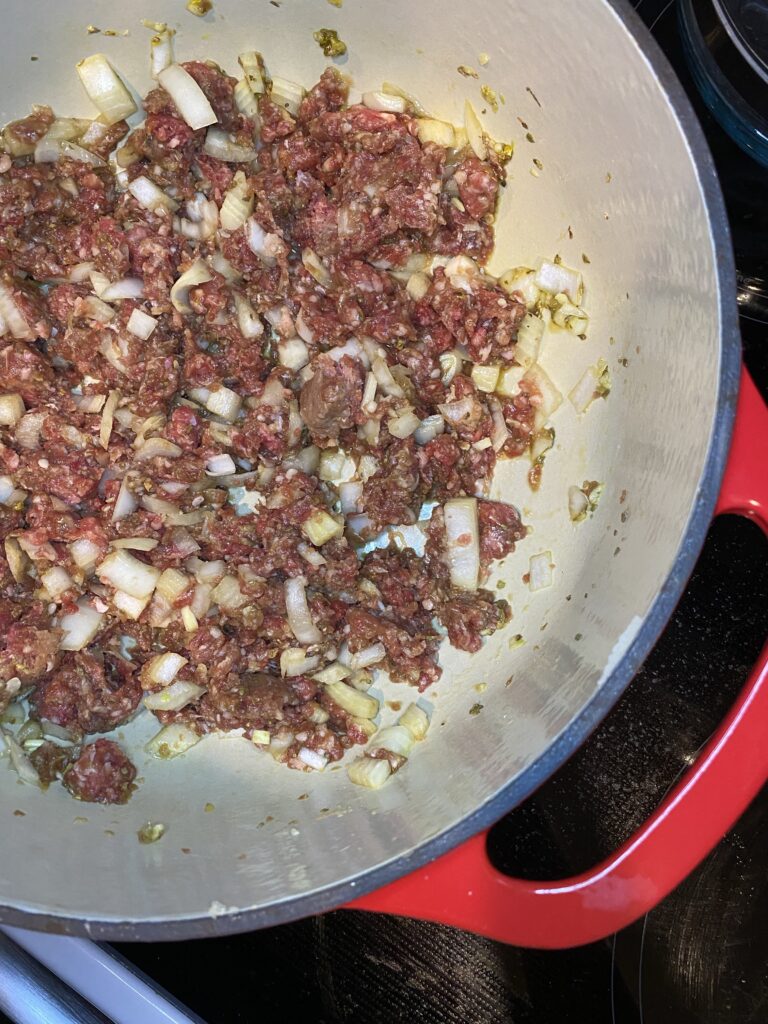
298, 792, 309, 801
30, 56, 39, 61
525, 131, 535, 143
86, 24, 100, 34
478, 52, 490, 66
508, 634, 525, 650
575, 633, 583, 641
480, 84, 499, 112
526, 86, 542, 107
582, 252, 591, 264
387, 700, 402, 711
186, 0, 213, 15
533, 157, 543, 170
204, 802, 215, 812
458, 65, 479, 78
181, 847, 191, 854
13, 809, 25, 817
474, 682, 487, 694
313, 28, 347, 57
73, 816, 88, 824
469, 703, 484, 716
605, 171, 612, 183
138, 821, 166, 844
104, 828, 115, 836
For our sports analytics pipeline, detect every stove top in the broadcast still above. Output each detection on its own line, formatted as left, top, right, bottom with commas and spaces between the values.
5, 3, 766, 1022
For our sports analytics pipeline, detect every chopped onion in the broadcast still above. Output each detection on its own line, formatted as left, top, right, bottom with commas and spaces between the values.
298, 747, 327, 771
76, 54, 137, 125
110, 537, 159, 551
372, 357, 405, 398
82, 295, 115, 323
3, 537, 27, 583
0, 393, 24, 427
219, 173, 253, 232
341, 642, 386, 670
523, 364, 563, 428
371, 725, 414, 759
552, 295, 589, 335
302, 509, 343, 546
170, 259, 213, 314
150, 26, 175, 79
280, 648, 321, 678
414, 414, 445, 445
438, 396, 475, 426
206, 386, 243, 423
444, 497, 480, 591
245, 217, 284, 265
471, 363, 500, 393
325, 681, 379, 719
181, 606, 199, 632
1, 729, 40, 786
144, 679, 206, 712
0, 476, 14, 505
238, 51, 267, 94
319, 448, 356, 485
34, 137, 106, 166
113, 590, 151, 620
145, 722, 201, 759
41, 566, 73, 600
496, 364, 525, 399
203, 127, 256, 163
69, 537, 101, 571
112, 478, 137, 523
99, 389, 120, 450
338, 481, 363, 515
205, 453, 236, 477
499, 266, 540, 309
388, 408, 421, 439
530, 426, 555, 463
362, 91, 406, 113
0, 283, 31, 340
128, 175, 179, 213
515, 313, 545, 368
406, 271, 430, 301
439, 350, 463, 386
234, 78, 260, 120
278, 337, 309, 372
68, 262, 96, 283
464, 100, 488, 160
416, 117, 455, 147
211, 575, 247, 611
135, 436, 182, 461
348, 756, 390, 789
445, 255, 481, 293
158, 63, 217, 130
529, 551, 554, 591
534, 260, 582, 303
301, 248, 331, 287
97, 549, 160, 600
144, 652, 188, 688
127, 308, 157, 340
399, 702, 430, 740
271, 76, 305, 116
285, 577, 322, 645
59, 600, 104, 651
100, 278, 144, 302
233, 292, 263, 339
488, 396, 509, 452
568, 485, 590, 522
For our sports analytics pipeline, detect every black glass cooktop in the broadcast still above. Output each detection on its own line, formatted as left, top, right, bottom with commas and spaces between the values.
10, 2, 764, 1022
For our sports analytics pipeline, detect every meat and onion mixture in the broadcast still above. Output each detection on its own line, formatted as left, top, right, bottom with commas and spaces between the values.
0, 41, 587, 803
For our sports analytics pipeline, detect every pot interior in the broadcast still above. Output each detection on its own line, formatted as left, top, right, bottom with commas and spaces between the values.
0, 0, 733, 936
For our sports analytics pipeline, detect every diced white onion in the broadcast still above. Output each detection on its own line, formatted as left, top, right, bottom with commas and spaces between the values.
59, 600, 104, 651
135, 436, 182, 461
234, 78, 260, 120
523, 364, 563, 429
97, 549, 161, 600
35, 137, 106, 166
406, 271, 430, 301
416, 118, 455, 147
238, 51, 266, 94
362, 91, 406, 113
414, 414, 445, 445
101, 278, 144, 302
127, 308, 157, 340
0, 393, 24, 427
110, 537, 159, 551
203, 127, 256, 162
128, 175, 179, 213
471, 363, 500, 393
210, 575, 246, 611
302, 509, 343, 546
338, 481, 363, 515
372, 357, 404, 398
233, 292, 263, 339
206, 386, 243, 422
1, 729, 40, 786
371, 725, 414, 758
534, 260, 582, 303
170, 258, 213, 314
487, 396, 509, 452
301, 248, 331, 287
399, 702, 430, 740
344, 642, 386, 670
464, 100, 488, 160
271, 76, 305, 116
278, 337, 309, 371
76, 54, 137, 125
158, 63, 217, 130
0, 476, 14, 504
145, 722, 201, 759
444, 497, 480, 591
439, 350, 463, 386
298, 747, 327, 771
0, 283, 31, 340
445, 255, 481, 293
552, 295, 589, 334
150, 26, 175, 79
144, 679, 205, 711
68, 262, 96, 283
113, 590, 151, 620
515, 313, 545, 368
245, 217, 283, 265
280, 648, 321, 678
387, 408, 421, 439
568, 485, 590, 522
219, 173, 253, 232
348, 756, 390, 789
69, 537, 101, 571
41, 566, 73, 600
206, 453, 237, 476
529, 551, 554, 591
438, 396, 475, 426
568, 363, 604, 414
285, 577, 322, 645
499, 266, 541, 309
99, 389, 120, 450
112, 478, 137, 522
145, 652, 188, 688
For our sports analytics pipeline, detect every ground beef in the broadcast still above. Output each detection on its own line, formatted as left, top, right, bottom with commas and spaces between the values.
0, 63, 534, 800
299, 354, 364, 442
63, 739, 136, 805
31, 652, 141, 736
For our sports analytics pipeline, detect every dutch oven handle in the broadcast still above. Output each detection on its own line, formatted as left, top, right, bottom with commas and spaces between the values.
347, 366, 768, 948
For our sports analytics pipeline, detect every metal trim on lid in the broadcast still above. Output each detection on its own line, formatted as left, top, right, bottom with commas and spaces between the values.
712, 0, 768, 86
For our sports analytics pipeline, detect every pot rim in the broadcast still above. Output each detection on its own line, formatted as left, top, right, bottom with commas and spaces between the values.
0, 0, 741, 940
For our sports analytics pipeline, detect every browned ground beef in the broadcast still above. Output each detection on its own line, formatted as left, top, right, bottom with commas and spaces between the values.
0, 62, 537, 803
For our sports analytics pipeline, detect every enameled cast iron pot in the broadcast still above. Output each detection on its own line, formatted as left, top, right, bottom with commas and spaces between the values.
0, 0, 766, 949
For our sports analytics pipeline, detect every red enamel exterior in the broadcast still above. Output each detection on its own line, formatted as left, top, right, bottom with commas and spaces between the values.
346, 366, 768, 948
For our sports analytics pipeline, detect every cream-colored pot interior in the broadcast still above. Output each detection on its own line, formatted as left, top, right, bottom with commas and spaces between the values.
0, 0, 733, 936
